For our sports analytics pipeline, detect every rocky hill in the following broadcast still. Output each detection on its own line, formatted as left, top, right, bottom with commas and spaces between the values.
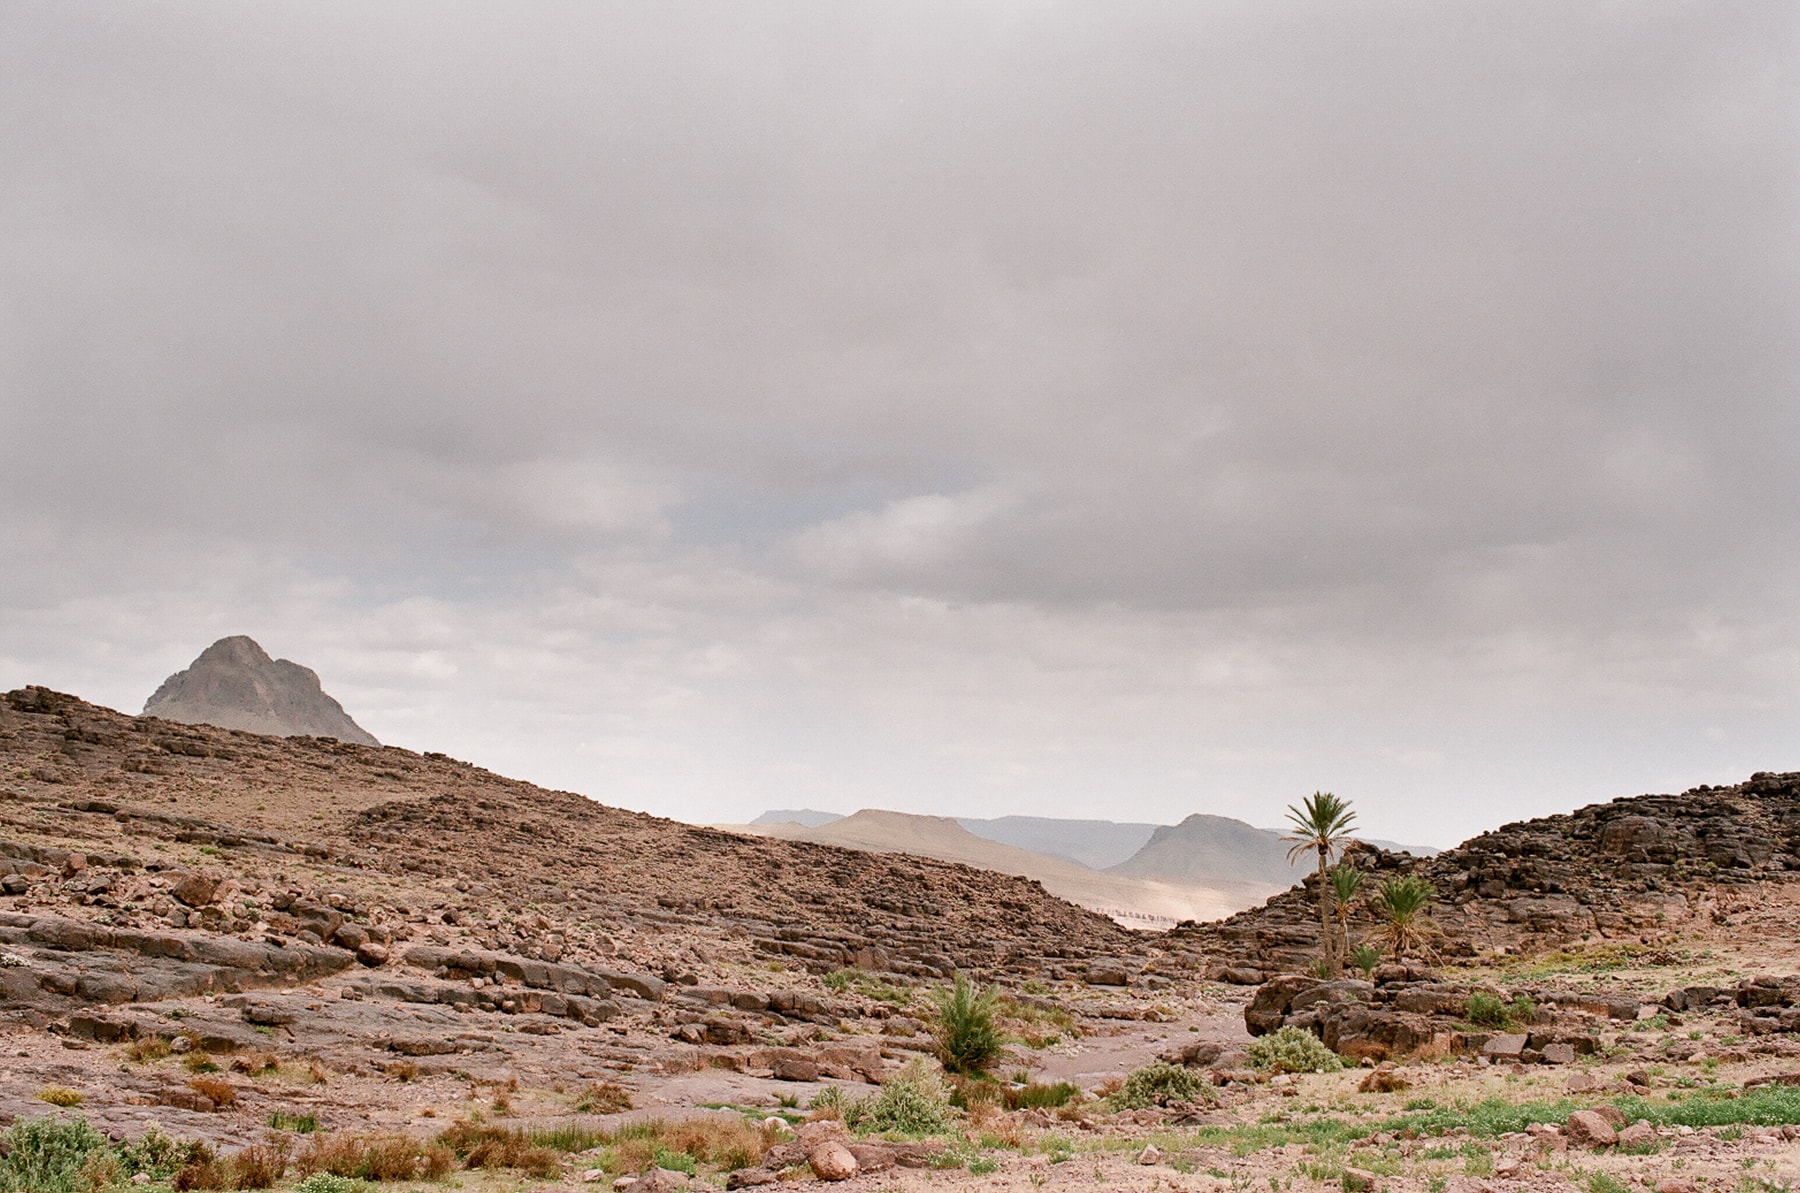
955, 815, 1160, 870
143, 635, 379, 746
3, 686, 1141, 996
1169, 771, 1800, 979
1108, 812, 1312, 886
731, 808, 1277, 927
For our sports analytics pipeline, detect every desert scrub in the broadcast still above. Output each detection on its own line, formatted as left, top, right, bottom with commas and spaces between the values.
36, 1086, 82, 1107
573, 1080, 633, 1114
294, 1176, 365, 1193
816, 1060, 956, 1137
600, 1117, 768, 1173
1005, 1081, 1081, 1111
1247, 1027, 1345, 1074
932, 973, 1004, 1075
1466, 992, 1536, 1029
1108, 1062, 1215, 1110
295, 1132, 453, 1182
0, 1115, 112, 1193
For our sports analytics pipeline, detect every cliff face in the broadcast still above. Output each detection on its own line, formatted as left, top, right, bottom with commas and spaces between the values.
143, 635, 378, 746
1171, 771, 1800, 977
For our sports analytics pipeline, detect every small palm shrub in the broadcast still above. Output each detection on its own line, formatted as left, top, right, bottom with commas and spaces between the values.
1107, 1062, 1214, 1109
1349, 943, 1381, 978
931, 973, 1004, 1076
1373, 875, 1437, 959
1246, 1026, 1344, 1074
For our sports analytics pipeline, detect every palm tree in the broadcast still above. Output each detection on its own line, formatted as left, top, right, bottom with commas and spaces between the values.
1373, 875, 1436, 960
1283, 791, 1358, 977
1329, 864, 1364, 965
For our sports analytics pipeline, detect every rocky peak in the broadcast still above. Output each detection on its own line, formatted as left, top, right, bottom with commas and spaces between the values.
143, 635, 378, 746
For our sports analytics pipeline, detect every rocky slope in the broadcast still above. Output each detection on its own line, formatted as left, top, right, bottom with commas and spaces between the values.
1169, 770, 1800, 978
143, 635, 379, 745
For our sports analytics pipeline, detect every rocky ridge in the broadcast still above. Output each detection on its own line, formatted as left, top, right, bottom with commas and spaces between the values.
1170, 770, 1800, 980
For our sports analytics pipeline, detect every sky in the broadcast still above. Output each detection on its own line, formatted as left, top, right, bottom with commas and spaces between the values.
2, 2, 1797, 848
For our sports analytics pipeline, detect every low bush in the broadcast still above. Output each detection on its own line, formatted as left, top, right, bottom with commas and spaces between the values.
117, 1127, 212, 1183
36, 1086, 82, 1107
189, 1075, 238, 1108
1246, 1027, 1344, 1074
815, 1062, 957, 1137
1108, 1062, 1214, 1110
0, 1116, 112, 1193
294, 1176, 363, 1193
603, 1117, 768, 1173
267, 1111, 320, 1134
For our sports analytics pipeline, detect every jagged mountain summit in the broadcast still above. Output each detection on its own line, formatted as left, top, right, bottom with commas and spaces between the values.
143, 635, 378, 746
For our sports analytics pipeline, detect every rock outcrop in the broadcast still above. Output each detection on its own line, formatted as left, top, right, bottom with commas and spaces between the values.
144, 636, 378, 745
1170, 772, 1800, 975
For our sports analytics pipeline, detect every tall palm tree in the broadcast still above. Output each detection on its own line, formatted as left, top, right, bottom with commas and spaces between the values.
1283, 791, 1358, 976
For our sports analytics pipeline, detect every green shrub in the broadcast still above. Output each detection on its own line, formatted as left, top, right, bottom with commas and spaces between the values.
1108, 1062, 1214, 1110
837, 1061, 956, 1136
1467, 992, 1508, 1026
1246, 1027, 1344, 1074
0, 1116, 112, 1193
932, 973, 1004, 1076
115, 1127, 211, 1181
1349, 944, 1381, 978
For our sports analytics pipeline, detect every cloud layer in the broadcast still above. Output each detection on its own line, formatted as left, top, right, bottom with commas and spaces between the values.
3, 2, 1797, 845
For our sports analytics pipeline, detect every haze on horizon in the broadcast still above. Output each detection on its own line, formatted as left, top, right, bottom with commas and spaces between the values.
3, 3, 1797, 848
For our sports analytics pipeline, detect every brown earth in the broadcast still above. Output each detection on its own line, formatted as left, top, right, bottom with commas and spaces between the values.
3, 684, 1800, 1192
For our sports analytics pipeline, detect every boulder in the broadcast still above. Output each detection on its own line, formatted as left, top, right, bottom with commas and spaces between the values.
1565, 1110, 1617, 1148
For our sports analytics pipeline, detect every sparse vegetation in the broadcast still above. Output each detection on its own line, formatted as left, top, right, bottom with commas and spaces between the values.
814, 1060, 957, 1136
35, 1086, 82, 1107
573, 1080, 634, 1114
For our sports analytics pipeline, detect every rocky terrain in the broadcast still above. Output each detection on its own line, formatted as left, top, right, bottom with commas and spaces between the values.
143, 637, 379, 746
2, 683, 1800, 1192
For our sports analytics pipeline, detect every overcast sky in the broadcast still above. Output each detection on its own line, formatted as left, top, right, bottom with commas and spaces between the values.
3, 3, 1796, 846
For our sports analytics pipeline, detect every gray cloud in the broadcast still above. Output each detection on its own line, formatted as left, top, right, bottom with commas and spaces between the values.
2, 2, 1797, 845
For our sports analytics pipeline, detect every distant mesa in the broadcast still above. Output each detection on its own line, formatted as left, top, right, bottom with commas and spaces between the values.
751, 808, 844, 828
143, 635, 378, 746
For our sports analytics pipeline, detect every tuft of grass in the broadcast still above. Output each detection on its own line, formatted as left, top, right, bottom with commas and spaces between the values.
295, 1132, 452, 1182
124, 1036, 172, 1063
1006, 1081, 1081, 1111
268, 1111, 320, 1134
572, 1081, 633, 1114
35, 1087, 82, 1107
816, 1060, 956, 1137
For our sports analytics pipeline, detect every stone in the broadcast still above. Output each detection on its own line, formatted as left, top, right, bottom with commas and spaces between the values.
1566, 1072, 1605, 1093
631, 1168, 688, 1192
1540, 1042, 1576, 1065
1137, 1144, 1163, 1165
725, 1170, 779, 1189
807, 1141, 857, 1182
1616, 1120, 1657, 1150
170, 874, 219, 908
1482, 1034, 1527, 1060
1219, 966, 1264, 985
846, 1142, 895, 1173
771, 1056, 820, 1082
1565, 1110, 1618, 1147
